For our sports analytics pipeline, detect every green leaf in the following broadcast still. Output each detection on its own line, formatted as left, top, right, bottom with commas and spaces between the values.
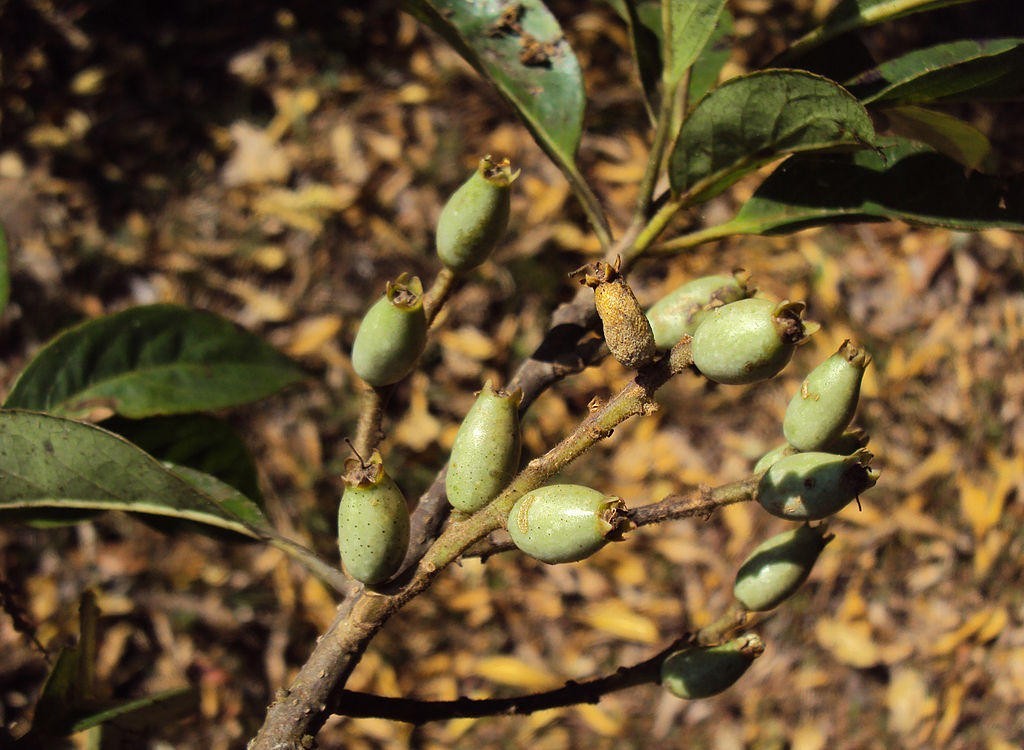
3, 304, 304, 419
68, 687, 198, 734
101, 414, 262, 504
781, 0, 981, 62
602, 2, 731, 114
687, 10, 733, 106
685, 140, 1024, 239
602, 0, 662, 118
882, 105, 994, 171
664, 0, 727, 87
0, 410, 269, 537
849, 38, 1024, 104
403, 0, 584, 167
0, 222, 8, 316
668, 70, 875, 202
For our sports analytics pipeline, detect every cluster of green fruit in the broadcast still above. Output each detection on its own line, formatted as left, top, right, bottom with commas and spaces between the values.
339, 156, 879, 700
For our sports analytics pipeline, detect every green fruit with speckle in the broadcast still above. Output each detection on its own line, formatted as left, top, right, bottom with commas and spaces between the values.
783, 340, 871, 451
691, 298, 815, 385
733, 525, 831, 611
507, 485, 628, 564
661, 634, 765, 699
437, 156, 517, 273
758, 449, 878, 521
351, 274, 427, 386
337, 452, 410, 585
446, 381, 522, 513
646, 271, 753, 350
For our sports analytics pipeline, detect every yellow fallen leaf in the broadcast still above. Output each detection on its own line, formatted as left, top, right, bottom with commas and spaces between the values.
814, 617, 879, 668
933, 682, 966, 746
286, 315, 342, 358
473, 655, 560, 691
931, 607, 1008, 656
574, 703, 623, 736
579, 600, 659, 644
887, 667, 936, 736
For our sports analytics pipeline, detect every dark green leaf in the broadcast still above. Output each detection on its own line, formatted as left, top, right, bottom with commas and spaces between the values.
882, 105, 994, 171
4, 304, 304, 419
403, 0, 584, 168
780, 0, 981, 62
694, 140, 1024, 238
664, 0, 727, 87
102, 414, 262, 504
69, 687, 198, 734
849, 38, 1024, 104
0, 410, 269, 537
0, 223, 8, 315
687, 10, 733, 105
668, 70, 875, 202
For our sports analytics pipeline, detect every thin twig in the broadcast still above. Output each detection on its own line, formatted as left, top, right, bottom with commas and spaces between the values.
327, 601, 750, 724
423, 267, 456, 325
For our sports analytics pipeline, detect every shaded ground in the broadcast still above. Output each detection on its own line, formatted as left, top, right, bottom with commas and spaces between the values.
1, 1, 1023, 748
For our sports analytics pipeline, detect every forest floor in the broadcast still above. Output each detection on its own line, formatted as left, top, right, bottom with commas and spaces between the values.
1, 1, 1023, 749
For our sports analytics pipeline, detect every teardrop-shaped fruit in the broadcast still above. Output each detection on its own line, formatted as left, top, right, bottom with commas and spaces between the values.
572, 259, 656, 369
351, 274, 428, 386
446, 381, 522, 513
754, 429, 869, 474
783, 340, 871, 451
646, 271, 753, 350
758, 449, 879, 521
337, 452, 410, 585
733, 525, 831, 611
691, 298, 815, 385
436, 156, 518, 273
661, 634, 765, 699
506, 484, 629, 564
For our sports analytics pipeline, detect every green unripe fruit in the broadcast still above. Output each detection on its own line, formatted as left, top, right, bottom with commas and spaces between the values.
337, 452, 410, 585
754, 429, 869, 474
783, 340, 871, 451
436, 156, 518, 273
660, 634, 765, 699
506, 484, 629, 564
646, 271, 753, 350
758, 449, 879, 521
691, 298, 816, 385
733, 525, 832, 611
572, 259, 656, 369
351, 274, 428, 386
446, 381, 523, 513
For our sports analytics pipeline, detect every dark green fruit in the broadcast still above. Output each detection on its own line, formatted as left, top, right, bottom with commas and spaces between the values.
783, 340, 871, 451
733, 525, 831, 611
446, 381, 522, 513
758, 449, 879, 521
351, 274, 428, 386
691, 298, 816, 385
661, 634, 765, 699
436, 156, 518, 273
754, 429, 869, 474
337, 451, 410, 585
506, 484, 629, 564
573, 259, 656, 369
646, 271, 752, 350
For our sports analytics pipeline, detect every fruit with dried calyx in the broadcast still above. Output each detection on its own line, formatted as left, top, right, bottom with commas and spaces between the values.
436, 156, 518, 273
446, 380, 522, 513
783, 339, 871, 451
661, 634, 765, 699
757, 449, 879, 521
646, 270, 753, 350
506, 484, 630, 564
351, 274, 428, 387
733, 524, 832, 611
572, 258, 656, 369
337, 451, 410, 585
691, 298, 816, 385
